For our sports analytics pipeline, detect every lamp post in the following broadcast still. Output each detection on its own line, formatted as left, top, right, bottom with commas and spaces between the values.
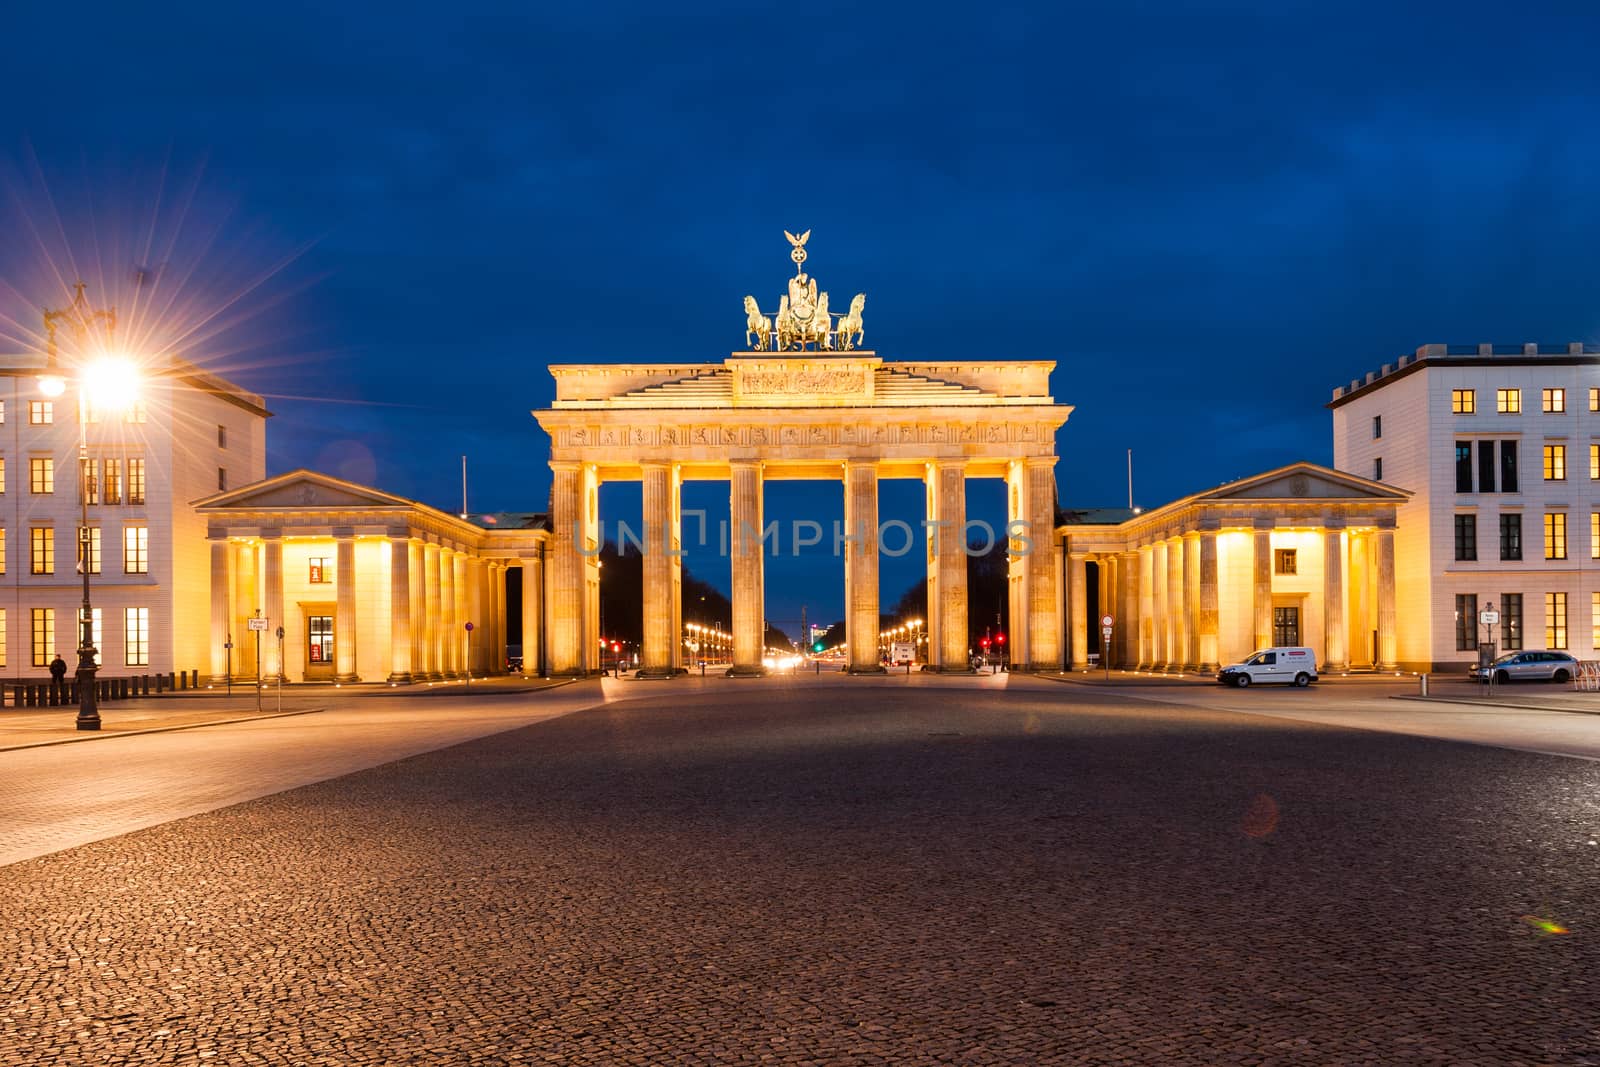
39, 283, 138, 732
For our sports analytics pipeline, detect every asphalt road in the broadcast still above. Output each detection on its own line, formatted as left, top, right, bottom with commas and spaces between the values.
1, 675, 1597, 1064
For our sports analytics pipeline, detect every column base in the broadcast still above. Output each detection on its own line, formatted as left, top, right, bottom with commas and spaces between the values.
845, 664, 888, 675
725, 664, 768, 677
386, 672, 414, 685
1323, 661, 1349, 673
335, 673, 361, 684
1198, 662, 1218, 674
208, 674, 230, 687
920, 664, 975, 674
1377, 661, 1399, 672
636, 666, 680, 679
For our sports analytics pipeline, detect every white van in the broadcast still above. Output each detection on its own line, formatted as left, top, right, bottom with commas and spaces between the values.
890, 641, 916, 667
1217, 647, 1318, 688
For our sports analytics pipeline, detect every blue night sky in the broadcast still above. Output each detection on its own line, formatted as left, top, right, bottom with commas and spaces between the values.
6, 2, 1600, 632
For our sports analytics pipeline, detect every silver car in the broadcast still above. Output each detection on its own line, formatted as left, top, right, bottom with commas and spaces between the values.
1468, 650, 1579, 684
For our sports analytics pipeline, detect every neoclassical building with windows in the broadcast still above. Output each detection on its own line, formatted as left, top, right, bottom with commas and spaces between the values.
1057, 463, 1408, 673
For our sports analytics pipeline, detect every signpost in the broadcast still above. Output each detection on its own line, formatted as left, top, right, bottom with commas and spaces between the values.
464, 621, 475, 687
1478, 603, 1499, 688
276, 626, 285, 712
224, 635, 233, 696
248, 613, 269, 713
1101, 614, 1115, 680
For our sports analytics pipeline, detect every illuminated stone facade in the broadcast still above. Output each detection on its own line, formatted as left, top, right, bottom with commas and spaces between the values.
535, 353, 1072, 675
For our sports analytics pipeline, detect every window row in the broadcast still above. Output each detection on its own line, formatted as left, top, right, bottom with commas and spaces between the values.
17, 606, 151, 668
12, 400, 148, 425
1453, 592, 1588, 652
7, 456, 148, 503
1453, 440, 1519, 493
1450, 387, 1600, 415
1450, 512, 1600, 562
1, 526, 150, 576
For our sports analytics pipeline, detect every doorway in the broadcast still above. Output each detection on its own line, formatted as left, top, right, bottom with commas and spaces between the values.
304, 607, 335, 681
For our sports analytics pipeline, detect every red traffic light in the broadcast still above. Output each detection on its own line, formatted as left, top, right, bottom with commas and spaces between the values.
611, 642, 620, 652
996, 633, 1006, 644
980, 638, 991, 650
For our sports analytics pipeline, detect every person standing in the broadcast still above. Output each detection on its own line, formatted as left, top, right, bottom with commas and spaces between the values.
48, 653, 68, 704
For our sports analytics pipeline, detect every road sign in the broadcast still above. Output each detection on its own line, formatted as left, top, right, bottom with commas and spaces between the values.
1101, 627, 1113, 641
1479, 610, 1500, 626
247, 617, 269, 632
1101, 614, 1114, 628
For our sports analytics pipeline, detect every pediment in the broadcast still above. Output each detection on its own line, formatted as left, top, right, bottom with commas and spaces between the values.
196, 470, 412, 512
1196, 463, 1409, 504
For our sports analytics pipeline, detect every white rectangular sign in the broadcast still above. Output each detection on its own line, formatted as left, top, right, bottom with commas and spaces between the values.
247, 617, 270, 632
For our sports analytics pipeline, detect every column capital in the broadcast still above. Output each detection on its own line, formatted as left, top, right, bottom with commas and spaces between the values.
1022, 455, 1058, 470
332, 527, 356, 541
1253, 518, 1276, 531
550, 459, 584, 473
1323, 518, 1348, 532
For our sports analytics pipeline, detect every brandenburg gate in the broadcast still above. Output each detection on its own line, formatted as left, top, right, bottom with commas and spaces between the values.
534, 232, 1072, 675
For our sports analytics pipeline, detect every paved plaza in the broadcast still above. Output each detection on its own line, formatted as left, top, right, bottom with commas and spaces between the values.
1, 675, 1598, 1064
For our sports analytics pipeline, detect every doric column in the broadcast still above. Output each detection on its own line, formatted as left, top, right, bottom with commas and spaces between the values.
334, 532, 359, 683
642, 462, 678, 676
844, 460, 883, 673
1138, 545, 1155, 668
1253, 525, 1273, 652
492, 562, 507, 674
233, 542, 259, 677
1151, 541, 1169, 667
1376, 528, 1398, 671
1097, 556, 1113, 665
423, 542, 442, 679
729, 460, 766, 674
1165, 537, 1183, 671
1197, 529, 1219, 672
1182, 532, 1201, 670
1323, 526, 1347, 672
523, 553, 544, 675
467, 557, 484, 675
408, 540, 423, 680
1118, 550, 1139, 669
1349, 532, 1371, 667
1024, 458, 1060, 670
438, 548, 455, 676
387, 534, 413, 683
929, 460, 969, 670
262, 535, 283, 681
1068, 551, 1089, 670
548, 462, 586, 675
208, 537, 231, 685
453, 551, 469, 676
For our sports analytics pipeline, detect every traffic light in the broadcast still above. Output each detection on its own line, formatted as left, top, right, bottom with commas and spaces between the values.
980, 638, 990, 651
996, 633, 1006, 645
813, 641, 825, 653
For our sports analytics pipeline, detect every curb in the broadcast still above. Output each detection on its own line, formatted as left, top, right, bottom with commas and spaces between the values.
1391, 693, 1600, 716
0, 704, 331, 754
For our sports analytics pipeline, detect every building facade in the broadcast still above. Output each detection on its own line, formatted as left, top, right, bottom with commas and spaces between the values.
0, 358, 267, 681
1057, 463, 1407, 673
1331, 343, 1600, 670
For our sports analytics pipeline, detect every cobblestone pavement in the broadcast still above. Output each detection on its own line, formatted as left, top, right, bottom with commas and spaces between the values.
2, 676, 1598, 1064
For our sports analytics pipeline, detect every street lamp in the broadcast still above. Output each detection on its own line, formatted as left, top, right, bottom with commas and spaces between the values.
39, 283, 140, 731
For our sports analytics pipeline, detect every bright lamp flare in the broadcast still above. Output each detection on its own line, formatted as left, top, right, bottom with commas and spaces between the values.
83, 357, 141, 412
37, 374, 66, 398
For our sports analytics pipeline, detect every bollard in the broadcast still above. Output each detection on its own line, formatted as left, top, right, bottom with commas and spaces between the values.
1419, 673, 1429, 697
142, 675, 150, 696
190, 669, 198, 689
156, 673, 164, 694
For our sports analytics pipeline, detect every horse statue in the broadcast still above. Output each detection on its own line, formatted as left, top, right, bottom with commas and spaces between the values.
775, 295, 798, 351
803, 291, 833, 350
835, 293, 865, 350
743, 295, 772, 350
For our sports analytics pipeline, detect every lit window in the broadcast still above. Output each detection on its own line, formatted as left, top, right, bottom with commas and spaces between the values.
30, 608, 54, 667
1547, 591, 1569, 650
1455, 594, 1478, 651
1592, 444, 1600, 481
30, 528, 52, 575
0, 609, 7, 668
0, 456, 6, 494
89, 609, 101, 667
123, 526, 148, 574
125, 400, 147, 424
1274, 549, 1297, 575
78, 526, 100, 575
0, 400, 6, 423
1497, 389, 1521, 414
103, 458, 120, 504
1543, 388, 1566, 413
1454, 515, 1477, 561
0, 529, 6, 574
1593, 592, 1600, 651
309, 556, 332, 584
1593, 513, 1600, 560
124, 608, 149, 667
29, 457, 53, 494
1545, 512, 1568, 560
1451, 390, 1475, 414
127, 459, 145, 505
1592, 387, 1600, 413
81, 458, 98, 504
1544, 444, 1566, 481
28, 401, 52, 425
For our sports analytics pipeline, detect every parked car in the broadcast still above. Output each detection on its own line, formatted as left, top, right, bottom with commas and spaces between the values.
1217, 647, 1318, 688
1469, 650, 1578, 684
